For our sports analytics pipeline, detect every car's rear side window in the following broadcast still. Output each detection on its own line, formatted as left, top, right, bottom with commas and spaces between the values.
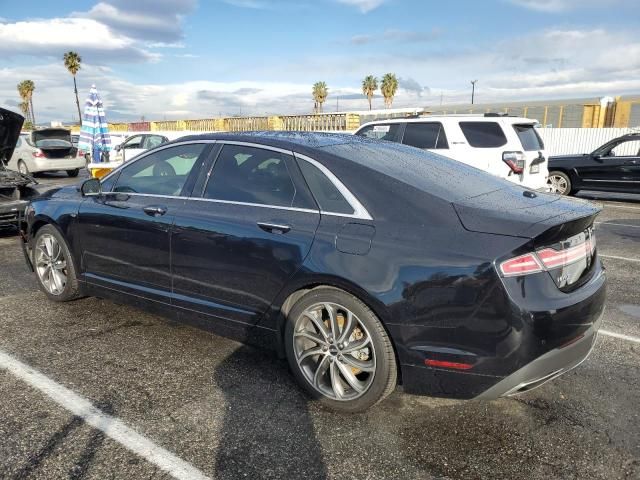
356, 124, 401, 142
459, 122, 507, 148
204, 145, 311, 208
298, 160, 354, 215
513, 124, 544, 151
402, 122, 448, 149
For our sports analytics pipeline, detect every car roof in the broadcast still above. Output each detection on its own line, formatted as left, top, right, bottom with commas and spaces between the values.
357, 115, 538, 128
172, 131, 359, 150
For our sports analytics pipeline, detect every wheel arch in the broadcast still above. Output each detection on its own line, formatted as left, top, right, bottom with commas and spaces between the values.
271, 275, 403, 385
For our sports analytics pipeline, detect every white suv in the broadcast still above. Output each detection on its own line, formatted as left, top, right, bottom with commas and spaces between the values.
354, 115, 549, 191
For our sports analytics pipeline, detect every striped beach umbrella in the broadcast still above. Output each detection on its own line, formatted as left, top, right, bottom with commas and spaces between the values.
78, 84, 111, 162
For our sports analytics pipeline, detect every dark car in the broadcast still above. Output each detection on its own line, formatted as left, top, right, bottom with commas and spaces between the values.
548, 133, 640, 195
20, 132, 606, 412
0, 107, 38, 227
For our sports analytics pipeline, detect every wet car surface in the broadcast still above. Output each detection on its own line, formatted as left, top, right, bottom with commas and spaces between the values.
0, 172, 638, 479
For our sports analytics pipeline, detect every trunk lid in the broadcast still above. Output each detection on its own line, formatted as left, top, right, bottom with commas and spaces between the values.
0, 107, 24, 165
32, 128, 76, 158
453, 184, 600, 239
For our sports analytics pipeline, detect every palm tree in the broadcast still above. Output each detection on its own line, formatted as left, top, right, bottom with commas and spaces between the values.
312, 82, 329, 113
63, 51, 83, 122
23, 80, 36, 125
380, 73, 399, 109
362, 75, 378, 111
17, 81, 32, 124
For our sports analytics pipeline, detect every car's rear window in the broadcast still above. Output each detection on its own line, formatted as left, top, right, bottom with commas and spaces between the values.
459, 122, 507, 148
513, 124, 544, 151
355, 124, 401, 142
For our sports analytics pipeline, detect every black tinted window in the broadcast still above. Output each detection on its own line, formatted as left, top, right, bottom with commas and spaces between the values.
205, 145, 299, 208
114, 143, 205, 196
402, 122, 448, 149
459, 122, 507, 148
298, 160, 354, 214
513, 124, 544, 151
356, 124, 401, 142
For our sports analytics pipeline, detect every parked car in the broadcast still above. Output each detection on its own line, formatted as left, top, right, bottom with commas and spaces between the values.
112, 133, 169, 162
8, 128, 84, 177
0, 108, 38, 227
548, 133, 640, 195
354, 114, 549, 191
20, 132, 605, 412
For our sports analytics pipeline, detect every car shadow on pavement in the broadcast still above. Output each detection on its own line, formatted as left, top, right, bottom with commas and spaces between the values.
213, 344, 327, 480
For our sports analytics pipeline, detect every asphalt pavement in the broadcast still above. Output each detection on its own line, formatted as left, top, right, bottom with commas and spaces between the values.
0, 173, 638, 479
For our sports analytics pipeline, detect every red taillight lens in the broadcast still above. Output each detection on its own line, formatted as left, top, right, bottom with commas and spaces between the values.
499, 234, 596, 277
32, 149, 45, 158
502, 151, 525, 174
500, 253, 543, 277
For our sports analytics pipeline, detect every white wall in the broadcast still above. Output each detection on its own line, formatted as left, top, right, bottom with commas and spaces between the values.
538, 128, 637, 156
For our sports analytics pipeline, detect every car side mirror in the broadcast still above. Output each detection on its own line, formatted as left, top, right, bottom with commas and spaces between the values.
115, 144, 121, 152
81, 178, 102, 196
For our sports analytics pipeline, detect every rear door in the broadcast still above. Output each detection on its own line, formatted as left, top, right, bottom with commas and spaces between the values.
400, 122, 449, 152
171, 142, 320, 326
77, 142, 209, 303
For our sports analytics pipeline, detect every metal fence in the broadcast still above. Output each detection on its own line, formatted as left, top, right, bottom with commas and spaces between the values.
538, 128, 638, 155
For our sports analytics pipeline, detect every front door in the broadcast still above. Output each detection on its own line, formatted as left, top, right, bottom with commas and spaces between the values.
77, 142, 209, 303
171, 142, 320, 325
578, 137, 640, 192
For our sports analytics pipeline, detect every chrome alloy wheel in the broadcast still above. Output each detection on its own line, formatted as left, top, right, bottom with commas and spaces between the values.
548, 174, 568, 195
293, 302, 376, 401
35, 234, 67, 295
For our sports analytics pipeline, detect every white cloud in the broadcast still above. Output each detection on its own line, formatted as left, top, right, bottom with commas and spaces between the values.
336, 0, 387, 13
0, 18, 157, 62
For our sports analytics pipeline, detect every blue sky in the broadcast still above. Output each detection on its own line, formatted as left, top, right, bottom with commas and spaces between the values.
1, 0, 639, 122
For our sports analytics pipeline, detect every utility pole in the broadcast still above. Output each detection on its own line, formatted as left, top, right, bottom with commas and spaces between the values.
471, 80, 478, 105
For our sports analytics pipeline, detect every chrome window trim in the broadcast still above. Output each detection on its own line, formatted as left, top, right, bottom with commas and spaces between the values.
218, 140, 293, 156
100, 140, 218, 183
186, 196, 319, 214
294, 152, 373, 221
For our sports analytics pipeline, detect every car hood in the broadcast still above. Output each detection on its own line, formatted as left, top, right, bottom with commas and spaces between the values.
0, 107, 24, 164
453, 184, 600, 239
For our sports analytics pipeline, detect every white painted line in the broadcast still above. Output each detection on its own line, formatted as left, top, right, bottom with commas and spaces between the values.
600, 203, 640, 211
0, 349, 212, 480
600, 330, 640, 344
600, 254, 640, 263
595, 221, 640, 229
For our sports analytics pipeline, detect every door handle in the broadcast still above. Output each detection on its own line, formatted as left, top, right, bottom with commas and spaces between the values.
257, 222, 291, 234
143, 205, 168, 217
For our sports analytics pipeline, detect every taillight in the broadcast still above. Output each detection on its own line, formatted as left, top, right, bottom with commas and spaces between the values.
32, 149, 45, 158
500, 253, 543, 277
499, 235, 595, 277
502, 151, 525, 174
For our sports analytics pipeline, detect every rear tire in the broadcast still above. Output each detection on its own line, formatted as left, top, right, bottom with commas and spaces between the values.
66, 169, 79, 177
284, 287, 397, 413
548, 171, 572, 196
32, 225, 81, 302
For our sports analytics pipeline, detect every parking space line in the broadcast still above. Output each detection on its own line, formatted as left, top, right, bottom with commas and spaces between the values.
600, 254, 640, 263
0, 349, 212, 480
599, 203, 640, 211
595, 221, 640, 229
600, 330, 640, 344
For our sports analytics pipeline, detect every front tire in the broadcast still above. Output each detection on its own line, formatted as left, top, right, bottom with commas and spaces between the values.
284, 288, 397, 413
32, 225, 81, 302
548, 171, 572, 196
66, 169, 79, 177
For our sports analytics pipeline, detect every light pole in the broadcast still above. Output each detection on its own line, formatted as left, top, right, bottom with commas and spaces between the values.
471, 80, 478, 105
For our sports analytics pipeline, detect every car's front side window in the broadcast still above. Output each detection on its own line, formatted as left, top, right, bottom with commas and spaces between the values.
610, 139, 640, 157
203, 145, 304, 208
113, 143, 206, 196
123, 135, 144, 149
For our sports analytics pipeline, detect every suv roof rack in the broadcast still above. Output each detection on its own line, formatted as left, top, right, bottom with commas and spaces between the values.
483, 113, 514, 117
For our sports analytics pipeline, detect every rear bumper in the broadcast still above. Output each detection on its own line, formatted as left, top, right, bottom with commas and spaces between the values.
475, 309, 602, 399
31, 157, 85, 172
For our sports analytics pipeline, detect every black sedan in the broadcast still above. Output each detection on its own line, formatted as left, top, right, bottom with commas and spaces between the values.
20, 132, 606, 412
548, 133, 640, 195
